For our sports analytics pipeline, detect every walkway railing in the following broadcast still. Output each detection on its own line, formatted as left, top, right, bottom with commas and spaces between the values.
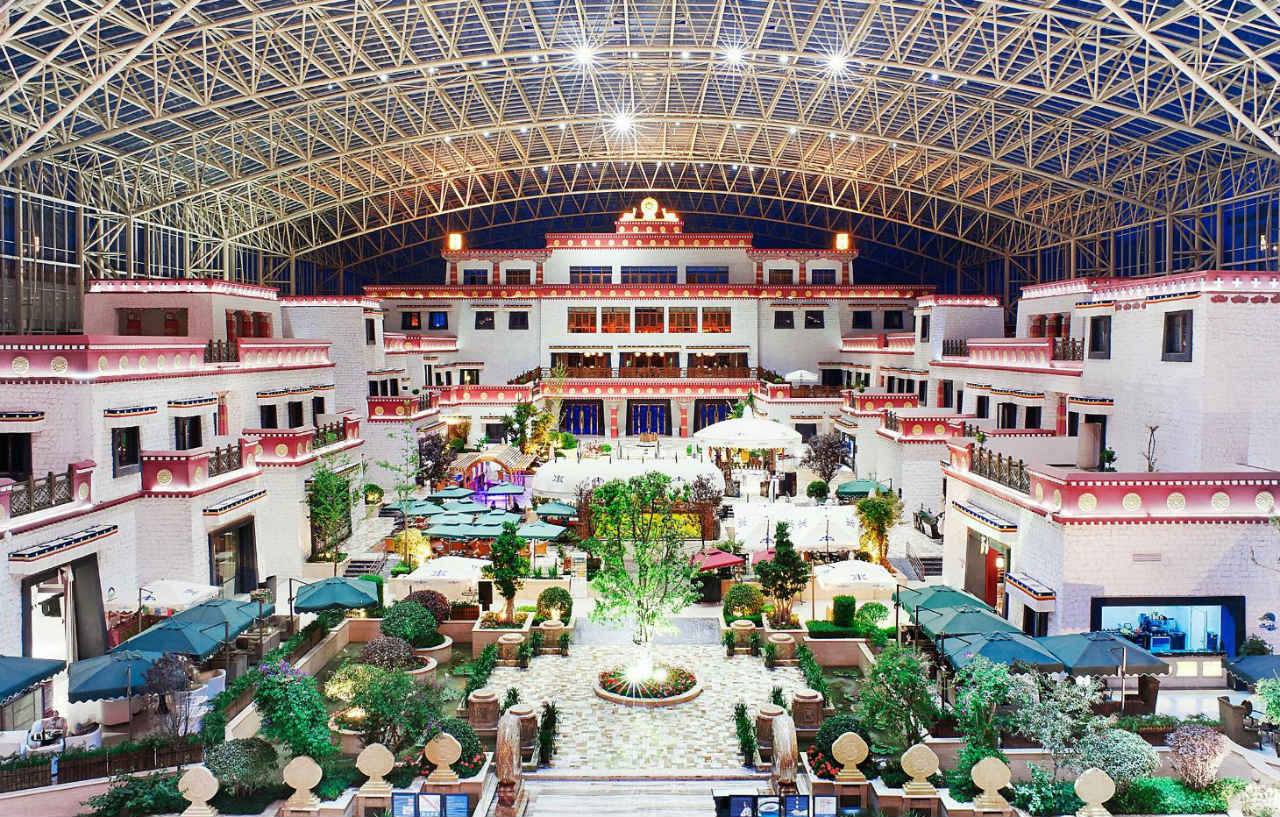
970, 445, 1030, 493
207, 443, 243, 477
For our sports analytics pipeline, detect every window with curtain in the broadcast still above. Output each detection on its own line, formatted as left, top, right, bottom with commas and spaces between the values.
400, 311, 421, 330
474, 311, 495, 330
701, 307, 731, 333
635, 307, 664, 333
1162, 310, 1193, 361
569, 266, 613, 284
669, 307, 697, 332
428, 311, 449, 329
504, 268, 531, 285
508, 311, 529, 330
620, 266, 677, 284
601, 307, 631, 333
567, 307, 597, 333
767, 268, 794, 285
686, 266, 729, 284
804, 310, 825, 329
774, 311, 795, 329
810, 268, 837, 284
175, 416, 203, 450
462, 269, 489, 285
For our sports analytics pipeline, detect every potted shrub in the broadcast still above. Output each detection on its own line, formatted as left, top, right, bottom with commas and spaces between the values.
359, 636, 435, 684
806, 480, 829, 501
363, 483, 384, 505
381, 601, 452, 662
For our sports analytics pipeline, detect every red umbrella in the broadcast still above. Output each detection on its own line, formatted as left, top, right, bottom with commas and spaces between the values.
692, 548, 745, 571
751, 549, 776, 565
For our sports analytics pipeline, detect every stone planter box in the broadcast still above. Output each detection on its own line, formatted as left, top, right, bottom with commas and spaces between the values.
533, 615, 575, 653
408, 656, 437, 685
801, 635, 878, 670
515, 577, 572, 604
470, 615, 533, 658
439, 619, 475, 646
302, 556, 351, 581
344, 617, 384, 643
329, 712, 365, 756
419, 753, 491, 799
414, 634, 454, 665
764, 613, 806, 642
593, 678, 705, 707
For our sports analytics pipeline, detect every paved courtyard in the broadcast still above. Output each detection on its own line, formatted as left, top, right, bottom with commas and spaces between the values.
485, 642, 807, 773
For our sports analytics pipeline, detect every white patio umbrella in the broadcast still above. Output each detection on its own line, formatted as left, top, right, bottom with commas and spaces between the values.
692, 405, 803, 451
815, 560, 898, 601
125, 580, 220, 615
783, 369, 819, 383
404, 556, 492, 600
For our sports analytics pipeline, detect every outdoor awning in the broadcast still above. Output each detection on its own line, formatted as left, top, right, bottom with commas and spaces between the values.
1005, 572, 1056, 614
1226, 655, 1280, 687
895, 585, 990, 613
478, 511, 523, 526
131, 579, 220, 615
293, 577, 380, 612
68, 651, 166, 703
940, 632, 1065, 673
0, 656, 64, 703
442, 500, 491, 514
836, 480, 888, 499
692, 549, 745, 571
916, 605, 1020, 639
1036, 632, 1171, 676
693, 405, 802, 450
485, 482, 525, 496
406, 556, 490, 583
951, 500, 1018, 542
535, 501, 577, 518
751, 548, 776, 565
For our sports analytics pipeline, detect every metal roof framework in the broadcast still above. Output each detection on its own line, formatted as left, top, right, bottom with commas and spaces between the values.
1, 0, 1278, 290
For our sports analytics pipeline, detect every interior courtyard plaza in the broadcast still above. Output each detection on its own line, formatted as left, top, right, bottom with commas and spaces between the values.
0, 1, 1279, 815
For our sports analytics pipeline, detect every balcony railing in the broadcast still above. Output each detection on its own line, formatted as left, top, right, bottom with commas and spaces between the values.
1052, 337, 1084, 361
313, 420, 345, 448
204, 339, 239, 363
687, 366, 752, 379
618, 366, 680, 378
207, 444, 243, 478
971, 446, 1030, 493
9, 466, 76, 517
789, 385, 843, 398
508, 367, 541, 384
942, 338, 969, 357
562, 366, 612, 378
883, 411, 901, 431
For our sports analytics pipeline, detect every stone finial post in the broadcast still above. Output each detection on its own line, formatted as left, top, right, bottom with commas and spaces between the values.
425, 732, 463, 784
283, 756, 324, 809
496, 712, 525, 817
900, 743, 940, 796
498, 633, 524, 662
791, 688, 823, 729
972, 756, 1013, 811
468, 688, 500, 731
768, 633, 796, 661
508, 703, 538, 755
832, 732, 869, 784
178, 764, 219, 817
1074, 768, 1116, 817
357, 743, 395, 798
771, 712, 799, 796
755, 703, 784, 758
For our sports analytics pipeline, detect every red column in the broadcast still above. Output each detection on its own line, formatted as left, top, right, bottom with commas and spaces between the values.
680, 406, 689, 437
937, 381, 946, 407
535, 261, 544, 285
450, 261, 459, 285
1055, 395, 1068, 435
755, 261, 763, 285
841, 260, 851, 285
609, 406, 619, 438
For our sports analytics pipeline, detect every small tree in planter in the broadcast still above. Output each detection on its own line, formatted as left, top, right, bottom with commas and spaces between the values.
756, 522, 810, 628
145, 652, 199, 739
1007, 671, 1102, 778
854, 644, 940, 752
377, 426, 423, 566
485, 523, 529, 623
307, 454, 355, 562
418, 432, 456, 487
803, 432, 846, 484
380, 601, 440, 648
856, 492, 904, 567
806, 480, 829, 501
1167, 724, 1229, 789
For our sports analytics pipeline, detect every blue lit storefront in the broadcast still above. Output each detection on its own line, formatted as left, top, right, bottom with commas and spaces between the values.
1091, 596, 1246, 658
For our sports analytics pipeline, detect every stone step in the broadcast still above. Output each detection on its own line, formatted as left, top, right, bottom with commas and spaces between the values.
520, 778, 765, 817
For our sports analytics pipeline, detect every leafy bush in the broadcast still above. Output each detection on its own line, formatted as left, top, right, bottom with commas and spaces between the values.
854, 644, 939, 752
462, 644, 498, 697
323, 662, 380, 703
204, 738, 278, 798
814, 714, 868, 757
795, 644, 828, 701
723, 584, 764, 622
749, 631, 762, 657
86, 772, 187, 817
536, 586, 573, 622
254, 659, 334, 760
1167, 724, 1229, 789
1071, 726, 1160, 789
357, 574, 384, 606
349, 668, 443, 752
944, 742, 1007, 802
435, 718, 485, 777
733, 701, 757, 766
1239, 782, 1280, 817
763, 641, 777, 669
404, 589, 451, 623
806, 621, 863, 639
832, 595, 857, 627
1114, 713, 1219, 732
1010, 765, 1083, 817
806, 480, 829, 500
358, 636, 417, 671
380, 601, 440, 648
1240, 635, 1273, 656
558, 632, 571, 654
857, 601, 889, 625
1112, 777, 1246, 815
537, 701, 559, 766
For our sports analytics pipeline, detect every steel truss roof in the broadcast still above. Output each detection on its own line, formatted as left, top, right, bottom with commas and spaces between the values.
2, 0, 1278, 266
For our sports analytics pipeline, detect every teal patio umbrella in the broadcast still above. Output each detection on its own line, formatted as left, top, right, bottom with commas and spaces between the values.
941, 632, 1065, 672
1037, 632, 1170, 676
1227, 655, 1280, 688
426, 523, 470, 539
428, 486, 475, 500
172, 598, 274, 642
479, 510, 523, 526
117, 617, 224, 660
0, 656, 64, 703
293, 577, 380, 613
896, 585, 990, 613
836, 479, 888, 499
443, 499, 491, 514
535, 501, 577, 518
486, 482, 525, 496
401, 500, 445, 517
916, 605, 1019, 640
518, 520, 565, 540
68, 650, 166, 703
431, 513, 473, 526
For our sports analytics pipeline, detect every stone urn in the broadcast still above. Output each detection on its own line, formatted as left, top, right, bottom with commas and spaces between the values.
730, 618, 755, 648
791, 688, 824, 730
755, 703, 784, 760
538, 619, 565, 652
497, 632, 524, 662
508, 703, 538, 755
467, 688, 500, 731
768, 632, 796, 661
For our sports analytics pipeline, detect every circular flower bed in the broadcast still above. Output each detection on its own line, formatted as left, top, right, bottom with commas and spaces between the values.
597, 664, 697, 700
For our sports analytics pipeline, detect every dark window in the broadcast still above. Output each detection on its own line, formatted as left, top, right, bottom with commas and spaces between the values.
569, 266, 612, 284
767, 268, 794, 285
917, 380, 928, 406
851, 310, 873, 329
919, 315, 931, 341
111, 427, 140, 477
175, 416, 203, 450
686, 266, 729, 284
428, 311, 449, 330
997, 402, 1017, 429
474, 311, 495, 330
1022, 607, 1049, 637
1088, 315, 1111, 359
810, 268, 837, 285
567, 308, 597, 333
804, 310, 825, 329
209, 520, 257, 595
287, 401, 304, 428
620, 266, 677, 284
368, 381, 378, 397
884, 310, 904, 329
976, 395, 990, 418
259, 405, 278, 429
505, 268, 531, 285
1162, 310, 1193, 361
701, 307, 731, 333
400, 311, 421, 330
508, 311, 529, 330
1068, 410, 1080, 437
940, 379, 954, 408
774, 311, 795, 329
0, 433, 31, 480
462, 268, 488, 285
311, 396, 325, 420
484, 423, 506, 443
460, 368, 480, 385
364, 318, 376, 344
1025, 406, 1042, 429
634, 307, 664, 333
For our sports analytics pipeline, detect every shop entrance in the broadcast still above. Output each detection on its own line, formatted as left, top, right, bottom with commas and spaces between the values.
964, 529, 1008, 611
21, 556, 108, 661
692, 399, 733, 432
626, 400, 672, 435
209, 519, 259, 596
560, 400, 604, 436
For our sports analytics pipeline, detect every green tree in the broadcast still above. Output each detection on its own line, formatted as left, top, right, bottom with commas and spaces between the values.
854, 644, 940, 752
501, 402, 538, 452
348, 667, 445, 752
418, 432, 456, 485
307, 454, 354, 562
755, 522, 810, 626
1008, 671, 1103, 777
856, 491, 904, 566
484, 523, 529, 622
587, 473, 701, 646
376, 426, 421, 565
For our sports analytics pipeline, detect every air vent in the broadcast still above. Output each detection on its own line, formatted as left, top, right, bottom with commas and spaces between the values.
1132, 552, 1162, 563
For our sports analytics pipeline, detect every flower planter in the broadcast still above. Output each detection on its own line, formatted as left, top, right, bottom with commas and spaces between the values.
764, 613, 806, 642
413, 634, 454, 666
408, 656, 438, 686
470, 614, 533, 658
329, 711, 366, 756
439, 619, 476, 646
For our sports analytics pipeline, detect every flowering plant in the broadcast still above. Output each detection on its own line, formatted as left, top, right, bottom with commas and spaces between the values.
1167, 723, 1228, 790
598, 664, 696, 699
806, 744, 839, 779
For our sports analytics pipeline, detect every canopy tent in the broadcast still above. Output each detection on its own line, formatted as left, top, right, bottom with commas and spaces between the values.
941, 632, 1066, 672
428, 486, 475, 500
517, 520, 566, 540
293, 577, 380, 613
405, 557, 491, 599
425, 523, 470, 539
1227, 655, 1280, 688
732, 504, 860, 552
0, 656, 64, 703
692, 405, 802, 451
1037, 632, 1171, 676
530, 457, 723, 501
171, 599, 274, 642
692, 548, 745, 571
68, 650, 166, 702
442, 499, 492, 514
751, 548, 776, 565
535, 501, 577, 518
116, 617, 225, 660
429, 513, 474, 526
386, 499, 445, 517
895, 585, 990, 613
815, 560, 899, 601
916, 605, 1020, 640
784, 369, 819, 383
836, 480, 889, 500
116, 579, 219, 615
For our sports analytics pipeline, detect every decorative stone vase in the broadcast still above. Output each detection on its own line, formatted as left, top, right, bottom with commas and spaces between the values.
508, 703, 538, 754
538, 619, 565, 652
730, 619, 755, 648
768, 632, 796, 661
755, 703, 784, 758
791, 688, 824, 730
497, 632, 524, 662
467, 688, 500, 732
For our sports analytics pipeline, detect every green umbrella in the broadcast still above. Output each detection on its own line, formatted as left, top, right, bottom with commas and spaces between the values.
171, 599, 274, 641
293, 577, 380, 613
941, 632, 1065, 672
517, 520, 566, 540
1037, 632, 1170, 676
479, 510, 523, 526
835, 479, 888, 498
428, 486, 475, 500
0, 656, 64, 703
535, 501, 577, 518
442, 499, 491, 514
426, 523, 470, 539
431, 513, 473, 526
1227, 655, 1280, 687
916, 605, 1020, 640
406, 501, 445, 516
896, 585, 990, 614
117, 617, 225, 660
486, 482, 525, 496
68, 650, 166, 702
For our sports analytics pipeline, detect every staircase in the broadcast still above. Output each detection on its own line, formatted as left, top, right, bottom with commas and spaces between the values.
343, 553, 386, 578
916, 555, 944, 577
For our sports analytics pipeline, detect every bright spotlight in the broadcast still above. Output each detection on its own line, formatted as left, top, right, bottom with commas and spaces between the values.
826, 53, 848, 74
723, 46, 744, 65
573, 45, 596, 66
610, 111, 635, 134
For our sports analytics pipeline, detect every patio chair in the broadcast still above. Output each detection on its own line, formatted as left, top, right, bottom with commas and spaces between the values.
1218, 695, 1261, 749
1121, 675, 1159, 716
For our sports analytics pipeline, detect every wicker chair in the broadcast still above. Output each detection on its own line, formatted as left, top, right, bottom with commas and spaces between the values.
1218, 695, 1261, 749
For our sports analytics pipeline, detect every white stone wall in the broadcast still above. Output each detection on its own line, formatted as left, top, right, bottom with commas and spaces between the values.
281, 302, 378, 413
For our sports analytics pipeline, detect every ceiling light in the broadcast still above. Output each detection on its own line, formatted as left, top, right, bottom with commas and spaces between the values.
849, 133, 857, 142
734, 122, 742, 130
519, 126, 528, 133
542, 165, 550, 172
730, 163, 739, 170
483, 130, 491, 137
680, 50, 691, 61
788, 126, 797, 135
377, 72, 389, 83
723, 46, 744, 65
480, 59, 489, 67
428, 66, 437, 75
530, 54, 539, 63
826, 53, 848, 74
930, 71, 941, 81
777, 54, 790, 65
443, 135, 451, 143
573, 45, 596, 66
558, 122, 566, 130
828, 132, 837, 139
609, 111, 636, 134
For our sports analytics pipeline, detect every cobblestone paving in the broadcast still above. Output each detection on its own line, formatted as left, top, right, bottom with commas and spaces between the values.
486, 644, 806, 772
